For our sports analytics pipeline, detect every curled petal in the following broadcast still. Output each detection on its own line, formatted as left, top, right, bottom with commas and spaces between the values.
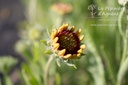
64, 23, 69, 27
76, 28, 81, 36
77, 53, 80, 57
77, 49, 82, 53
79, 35, 84, 41
59, 24, 69, 32
70, 26, 75, 31
53, 43, 60, 49
51, 30, 58, 40
53, 37, 59, 44
58, 49, 66, 56
63, 54, 72, 58
80, 45, 86, 49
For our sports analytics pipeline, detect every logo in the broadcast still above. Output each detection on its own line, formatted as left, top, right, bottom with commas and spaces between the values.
88, 4, 122, 18
87, 4, 123, 27
88, 4, 97, 18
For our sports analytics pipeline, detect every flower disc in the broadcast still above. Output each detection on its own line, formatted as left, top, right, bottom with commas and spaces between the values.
56, 30, 80, 55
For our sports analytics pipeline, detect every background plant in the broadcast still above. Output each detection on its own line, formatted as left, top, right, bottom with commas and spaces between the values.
1, 0, 127, 85
16, 0, 127, 85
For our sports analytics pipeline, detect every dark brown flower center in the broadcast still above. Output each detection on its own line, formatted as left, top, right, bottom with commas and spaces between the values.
56, 30, 80, 55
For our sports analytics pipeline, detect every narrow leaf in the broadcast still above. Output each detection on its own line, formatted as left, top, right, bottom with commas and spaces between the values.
44, 49, 53, 54
46, 28, 50, 38
40, 40, 47, 46
56, 59, 61, 67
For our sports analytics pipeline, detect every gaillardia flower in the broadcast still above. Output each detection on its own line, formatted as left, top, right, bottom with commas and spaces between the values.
51, 23, 86, 59
52, 3, 72, 15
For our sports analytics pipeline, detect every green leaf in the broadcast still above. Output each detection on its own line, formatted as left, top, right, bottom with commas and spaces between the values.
77, 53, 86, 59
21, 69, 31, 85
0, 56, 18, 74
5, 75, 13, 85
81, 53, 86, 56
56, 58, 61, 67
64, 60, 77, 69
40, 40, 47, 46
44, 49, 53, 54
46, 28, 50, 38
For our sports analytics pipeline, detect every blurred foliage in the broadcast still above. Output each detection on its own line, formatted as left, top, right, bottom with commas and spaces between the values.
0, 56, 17, 74
10, 0, 128, 85
17, 0, 127, 85
0, 56, 18, 85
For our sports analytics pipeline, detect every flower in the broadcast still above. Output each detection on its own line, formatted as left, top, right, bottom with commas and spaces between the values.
51, 23, 86, 59
118, 0, 128, 5
52, 3, 72, 15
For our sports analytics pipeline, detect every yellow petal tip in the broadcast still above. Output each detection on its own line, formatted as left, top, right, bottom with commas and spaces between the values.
59, 24, 69, 32
63, 54, 72, 59
64, 23, 69, 27
51, 30, 58, 40
70, 26, 75, 31
80, 45, 86, 49
77, 49, 82, 53
76, 28, 82, 36
53, 43, 60, 49
77, 54, 81, 57
79, 35, 84, 41
58, 49, 66, 56
53, 37, 59, 44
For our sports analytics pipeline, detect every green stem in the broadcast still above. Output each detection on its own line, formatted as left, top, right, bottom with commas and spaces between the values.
121, 35, 128, 64
121, 5, 128, 65
116, 4, 128, 85
118, 6, 125, 37
44, 56, 54, 85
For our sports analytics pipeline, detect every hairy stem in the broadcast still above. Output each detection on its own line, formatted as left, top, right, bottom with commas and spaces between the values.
117, 4, 128, 85
44, 56, 54, 85
118, 6, 125, 37
121, 35, 128, 64
121, 5, 128, 64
